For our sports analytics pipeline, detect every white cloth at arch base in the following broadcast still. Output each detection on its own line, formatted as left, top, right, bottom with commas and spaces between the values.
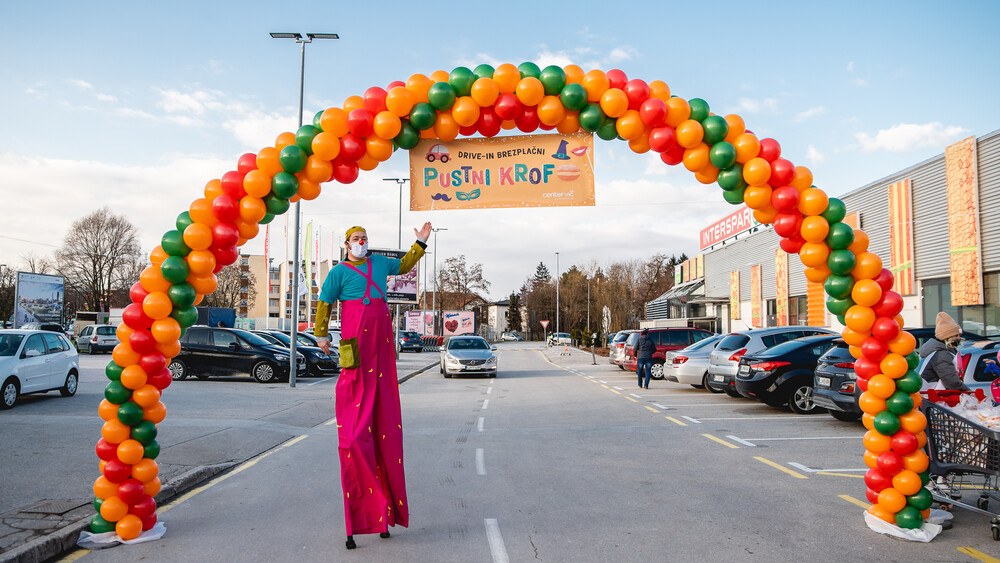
76, 522, 166, 549
864, 510, 948, 542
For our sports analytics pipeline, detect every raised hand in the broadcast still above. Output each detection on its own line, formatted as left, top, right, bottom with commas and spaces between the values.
414, 222, 432, 241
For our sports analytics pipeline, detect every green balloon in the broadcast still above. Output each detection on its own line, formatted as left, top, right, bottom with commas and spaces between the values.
132, 420, 158, 445
517, 62, 541, 79
688, 98, 710, 122
708, 142, 737, 170
918, 470, 930, 486
578, 103, 606, 132
826, 222, 855, 250
539, 65, 567, 96
105, 380, 132, 404
93, 497, 103, 513
702, 115, 729, 144
894, 506, 923, 529
717, 165, 747, 191
168, 282, 197, 308
448, 67, 476, 97
278, 145, 307, 174
175, 211, 193, 233
821, 198, 847, 224
722, 186, 746, 205
259, 212, 275, 225
473, 64, 495, 81
408, 103, 436, 130
886, 390, 914, 415
161, 256, 190, 284
161, 230, 191, 257
597, 119, 619, 141
90, 514, 116, 534
559, 83, 587, 111
271, 171, 299, 199
427, 82, 457, 111
906, 488, 933, 511
117, 401, 144, 426
827, 249, 857, 275
906, 352, 920, 370
312, 110, 324, 130
837, 314, 846, 326
873, 410, 901, 435
106, 361, 123, 382
295, 125, 319, 155
264, 194, 290, 215
826, 296, 854, 316
896, 370, 923, 394
824, 274, 854, 300
171, 305, 198, 328
395, 121, 421, 149
144, 440, 160, 460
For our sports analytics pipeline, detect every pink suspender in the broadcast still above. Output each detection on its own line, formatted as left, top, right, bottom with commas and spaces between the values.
342, 260, 385, 304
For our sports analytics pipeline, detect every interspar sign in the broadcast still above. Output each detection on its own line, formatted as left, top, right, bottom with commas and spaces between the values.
409, 133, 595, 210
699, 207, 758, 250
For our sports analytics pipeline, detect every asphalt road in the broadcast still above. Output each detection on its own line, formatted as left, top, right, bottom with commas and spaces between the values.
22, 344, 1000, 561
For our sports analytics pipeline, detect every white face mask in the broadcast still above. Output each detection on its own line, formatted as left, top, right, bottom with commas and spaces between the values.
349, 241, 368, 258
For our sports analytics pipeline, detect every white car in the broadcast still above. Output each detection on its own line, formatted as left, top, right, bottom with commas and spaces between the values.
440, 336, 497, 378
76, 324, 120, 354
1, 330, 80, 409
664, 334, 725, 391
500, 332, 524, 342
548, 332, 572, 345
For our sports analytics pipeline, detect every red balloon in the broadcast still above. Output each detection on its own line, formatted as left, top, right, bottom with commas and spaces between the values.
130, 282, 149, 305
771, 186, 800, 213
660, 144, 685, 166
477, 106, 502, 137
212, 222, 240, 249
331, 159, 360, 184
103, 459, 131, 483
147, 368, 173, 390
872, 316, 901, 342
339, 134, 366, 162
129, 330, 157, 354
854, 357, 881, 378
122, 303, 153, 330
772, 213, 802, 238
346, 109, 374, 138
211, 194, 240, 223
856, 376, 869, 392
877, 451, 904, 475
769, 158, 795, 187
220, 171, 246, 199
623, 79, 650, 111
866, 487, 880, 504
758, 137, 781, 162
140, 353, 167, 376
874, 268, 895, 291
96, 439, 118, 461
237, 152, 258, 174
891, 430, 919, 456
141, 513, 158, 531
212, 244, 239, 267
648, 126, 677, 152
458, 123, 478, 137
118, 478, 146, 505
864, 467, 891, 492
538, 122, 556, 131
873, 291, 904, 318
385, 80, 405, 91
362, 87, 388, 114
493, 93, 522, 121
515, 106, 540, 132
639, 98, 668, 127
780, 236, 804, 254
606, 69, 628, 90
861, 337, 888, 362
130, 495, 157, 519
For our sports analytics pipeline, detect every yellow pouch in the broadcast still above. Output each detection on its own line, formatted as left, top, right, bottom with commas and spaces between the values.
339, 337, 360, 369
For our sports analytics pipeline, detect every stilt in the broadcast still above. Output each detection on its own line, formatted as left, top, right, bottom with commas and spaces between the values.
380, 532, 391, 538
346, 535, 356, 550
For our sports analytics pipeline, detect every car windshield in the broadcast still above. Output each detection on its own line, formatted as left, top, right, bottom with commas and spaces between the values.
402, 332, 420, 338
266, 332, 291, 345
761, 336, 835, 357
613, 332, 630, 343
450, 338, 489, 350
295, 333, 317, 346
255, 332, 282, 345
625, 332, 641, 346
684, 335, 722, 352
231, 329, 271, 347
0, 334, 25, 356
96, 326, 116, 335
717, 334, 750, 351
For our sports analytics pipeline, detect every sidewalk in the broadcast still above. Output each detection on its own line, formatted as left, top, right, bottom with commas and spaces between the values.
0, 359, 439, 563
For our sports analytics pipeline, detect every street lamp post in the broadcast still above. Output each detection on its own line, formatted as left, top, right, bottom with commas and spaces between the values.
431, 228, 447, 334
270, 31, 338, 388
555, 252, 560, 335
383, 177, 409, 359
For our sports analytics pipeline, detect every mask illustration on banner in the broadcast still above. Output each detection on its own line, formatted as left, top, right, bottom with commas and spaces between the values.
350, 241, 368, 258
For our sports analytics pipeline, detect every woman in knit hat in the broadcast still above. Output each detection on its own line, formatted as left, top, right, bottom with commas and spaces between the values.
918, 311, 969, 391
313, 222, 432, 549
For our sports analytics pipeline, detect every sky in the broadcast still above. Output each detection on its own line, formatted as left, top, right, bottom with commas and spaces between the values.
2, 1, 999, 302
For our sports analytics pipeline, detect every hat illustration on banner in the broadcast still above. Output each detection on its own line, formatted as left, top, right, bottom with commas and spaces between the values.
552, 139, 570, 160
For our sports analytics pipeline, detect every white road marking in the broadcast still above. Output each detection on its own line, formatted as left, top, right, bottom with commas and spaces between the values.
725, 435, 758, 447
586, 375, 595, 379
613, 386, 624, 391
487, 386, 493, 394
307, 376, 337, 386
742, 436, 863, 442
485, 518, 509, 563
323, 417, 337, 426
599, 380, 608, 384
681, 416, 701, 424
698, 416, 831, 421
629, 393, 643, 399
482, 399, 489, 410
788, 462, 867, 473
476, 448, 486, 475
653, 403, 669, 410
478, 417, 485, 432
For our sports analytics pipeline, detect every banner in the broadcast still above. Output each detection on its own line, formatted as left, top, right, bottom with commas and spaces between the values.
730, 271, 740, 321
945, 136, 984, 306
750, 265, 762, 328
775, 249, 788, 327
264, 225, 270, 294
888, 179, 915, 296
304, 221, 313, 294
366, 248, 419, 305
442, 310, 475, 336
14, 272, 65, 328
405, 310, 434, 335
409, 133, 595, 210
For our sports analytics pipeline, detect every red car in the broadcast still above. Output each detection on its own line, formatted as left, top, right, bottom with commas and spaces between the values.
624, 327, 715, 380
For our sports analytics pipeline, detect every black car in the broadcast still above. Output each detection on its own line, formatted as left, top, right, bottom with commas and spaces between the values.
398, 331, 424, 352
169, 326, 306, 383
254, 330, 339, 377
813, 339, 863, 421
734, 335, 838, 414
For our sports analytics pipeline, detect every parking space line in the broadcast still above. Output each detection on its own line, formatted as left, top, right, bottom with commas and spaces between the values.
653, 403, 668, 409
613, 386, 624, 390
600, 384, 609, 388
599, 380, 607, 383
306, 376, 337, 386
487, 386, 492, 394
323, 417, 337, 426
838, 494, 870, 509
625, 396, 638, 403
698, 416, 827, 421
485, 518, 510, 563
754, 457, 807, 479
609, 389, 622, 395
788, 462, 866, 474
817, 472, 865, 479
644, 406, 659, 413
482, 399, 489, 410
959, 547, 1000, 563
478, 417, 485, 432
740, 436, 862, 442
726, 435, 758, 447
702, 434, 739, 448
665, 417, 688, 426
681, 416, 701, 424
629, 393, 642, 399
476, 448, 486, 475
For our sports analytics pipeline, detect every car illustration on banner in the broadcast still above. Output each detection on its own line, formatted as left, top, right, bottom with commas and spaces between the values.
426, 144, 450, 163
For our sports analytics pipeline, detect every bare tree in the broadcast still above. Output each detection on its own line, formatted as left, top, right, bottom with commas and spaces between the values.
55, 208, 143, 312
202, 263, 256, 309
0, 266, 14, 326
20, 252, 56, 274
437, 254, 491, 310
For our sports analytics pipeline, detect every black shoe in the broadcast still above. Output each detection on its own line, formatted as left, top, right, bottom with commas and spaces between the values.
380, 532, 390, 539
346, 536, 356, 550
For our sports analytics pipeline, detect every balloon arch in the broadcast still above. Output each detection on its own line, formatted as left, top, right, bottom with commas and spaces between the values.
89, 62, 930, 539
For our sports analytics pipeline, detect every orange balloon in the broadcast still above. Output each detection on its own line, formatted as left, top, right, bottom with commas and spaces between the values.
183, 223, 213, 251
144, 401, 167, 424
112, 342, 141, 368
743, 185, 773, 210
419, 128, 436, 140
187, 272, 218, 295
405, 74, 433, 103
878, 487, 906, 513
366, 136, 394, 162
140, 266, 171, 294
203, 179, 223, 201
142, 292, 173, 321
256, 146, 283, 177
849, 229, 870, 254
274, 131, 296, 149
581, 69, 610, 102
863, 428, 892, 452
868, 503, 896, 525
790, 166, 815, 191
864, 449, 878, 469
852, 253, 883, 281
798, 188, 829, 216
723, 114, 746, 143
862, 413, 875, 431
903, 450, 929, 473
842, 327, 870, 347
916, 431, 927, 449
615, 110, 644, 140
800, 216, 830, 243
860, 393, 889, 417
242, 170, 271, 199
131, 384, 160, 408
356, 154, 378, 171
311, 131, 341, 161
433, 112, 459, 142
564, 64, 585, 85
186, 250, 216, 275
372, 111, 402, 140
556, 112, 581, 135
852, 279, 883, 307
537, 96, 566, 127
149, 246, 169, 266
303, 156, 333, 184
888, 331, 916, 356
428, 70, 449, 83
798, 242, 830, 268
682, 143, 710, 172
155, 339, 181, 359
120, 365, 148, 390
492, 64, 521, 94
319, 107, 349, 137
117, 439, 145, 465
599, 88, 629, 118
384, 87, 415, 118
452, 96, 482, 127
501, 119, 517, 130
754, 207, 781, 226
116, 514, 143, 540
116, 324, 134, 344
648, 80, 671, 102
675, 120, 704, 149
911, 392, 922, 409
734, 132, 761, 163
342, 95, 364, 114
98, 399, 118, 421
102, 419, 131, 444
845, 305, 877, 333
695, 165, 720, 184
867, 374, 896, 399
100, 496, 129, 522
880, 353, 908, 378
132, 458, 159, 483
94, 476, 117, 500
238, 197, 267, 224
743, 157, 771, 185
470, 77, 500, 107
189, 198, 219, 228
144, 476, 162, 497
848, 345, 863, 360
515, 77, 544, 106
193, 293, 204, 306
296, 177, 321, 201
664, 97, 690, 127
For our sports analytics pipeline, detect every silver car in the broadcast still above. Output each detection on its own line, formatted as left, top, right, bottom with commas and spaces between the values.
664, 334, 725, 391
440, 336, 497, 378
609, 330, 636, 369
707, 327, 837, 397
1, 330, 80, 409
926, 341, 1000, 395
76, 324, 119, 354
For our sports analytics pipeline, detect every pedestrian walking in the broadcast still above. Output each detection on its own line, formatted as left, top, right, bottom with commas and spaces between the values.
635, 328, 656, 389
313, 222, 431, 550
919, 312, 969, 391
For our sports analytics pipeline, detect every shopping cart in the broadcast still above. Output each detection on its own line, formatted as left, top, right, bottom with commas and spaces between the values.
922, 389, 1000, 540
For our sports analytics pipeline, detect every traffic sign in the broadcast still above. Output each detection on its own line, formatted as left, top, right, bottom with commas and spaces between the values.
540, 320, 550, 329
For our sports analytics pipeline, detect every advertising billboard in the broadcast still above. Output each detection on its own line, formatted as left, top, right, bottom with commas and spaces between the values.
405, 310, 436, 336
14, 272, 65, 328
341, 247, 420, 305
442, 310, 475, 336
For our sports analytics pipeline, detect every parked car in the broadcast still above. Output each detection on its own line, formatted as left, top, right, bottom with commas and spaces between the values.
253, 330, 339, 378
813, 339, 863, 421
623, 327, 714, 378
76, 324, 119, 354
734, 334, 838, 414
924, 340, 1000, 394
708, 327, 837, 397
398, 331, 425, 352
548, 332, 572, 345
609, 330, 636, 370
169, 326, 306, 383
0, 330, 79, 409
500, 332, 524, 342
440, 336, 497, 378
664, 334, 726, 391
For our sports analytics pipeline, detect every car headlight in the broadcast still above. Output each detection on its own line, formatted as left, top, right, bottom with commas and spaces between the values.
445, 353, 460, 363
274, 354, 289, 361
486, 356, 497, 364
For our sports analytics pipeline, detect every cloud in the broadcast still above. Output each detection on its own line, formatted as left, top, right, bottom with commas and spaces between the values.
806, 145, 826, 164
606, 47, 633, 64
223, 110, 297, 150
855, 122, 969, 153
70, 79, 93, 90
846, 61, 854, 72
96, 93, 118, 103
535, 49, 574, 69
794, 106, 826, 121
853, 77, 868, 87
735, 97, 778, 114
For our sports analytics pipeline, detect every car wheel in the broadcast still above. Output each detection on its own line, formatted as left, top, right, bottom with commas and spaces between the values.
252, 361, 278, 383
618, 365, 625, 371
168, 360, 188, 381
88, 345, 95, 355
787, 382, 823, 414
829, 410, 862, 422
1, 377, 18, 409
650, 361, 665, 380
60, 371, 79, 397
703, 375, 724, 393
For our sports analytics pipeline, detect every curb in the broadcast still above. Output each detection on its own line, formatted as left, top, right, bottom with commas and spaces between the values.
398, 361, 440, 384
